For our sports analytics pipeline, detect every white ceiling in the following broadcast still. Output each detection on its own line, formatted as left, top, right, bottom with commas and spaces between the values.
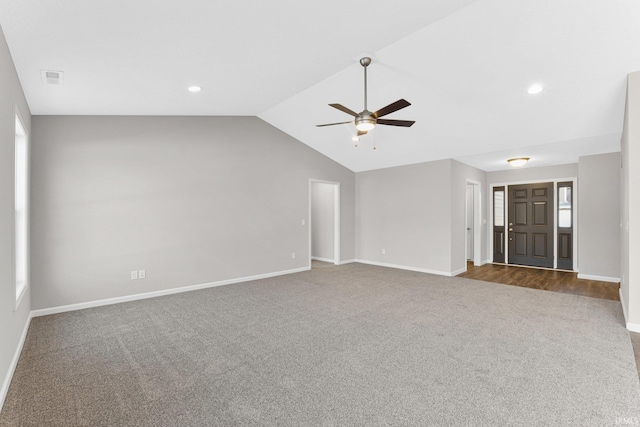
1, 0, 638, 172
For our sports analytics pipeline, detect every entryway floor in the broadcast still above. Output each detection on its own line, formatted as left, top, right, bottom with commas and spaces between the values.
457, 261, 619, 300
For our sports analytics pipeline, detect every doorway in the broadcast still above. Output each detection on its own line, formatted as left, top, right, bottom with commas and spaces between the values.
465, 179, 482, 267
466, 185, 474, 261
309, 180, 340, 266
491, 179, 577, 270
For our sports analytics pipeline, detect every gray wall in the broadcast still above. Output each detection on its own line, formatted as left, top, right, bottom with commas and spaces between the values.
621, 71, 640, 325
355, 159, 486, 275
30, 116, 355, 310
311, 182, 335, 261
487, 163, 578, 186
487, 160, 623, 279
578, 152, 620, 279
0, 25, 32, 405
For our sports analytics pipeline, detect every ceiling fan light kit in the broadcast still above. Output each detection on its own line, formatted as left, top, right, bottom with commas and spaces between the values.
316, 57, 415, 147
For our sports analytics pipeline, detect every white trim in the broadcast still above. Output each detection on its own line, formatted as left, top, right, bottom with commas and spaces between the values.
559, 178, 579, 272
577, 273, 621, 283
451, 267, 468, 276
336, 259, 356, 265
626, 323, 640, 333
311, 256, 335, 263
480, 259, 491, 266
620, 287, 629, 325
333, 183, 341, 265
489, 177, 578, 270
354, 259, 457, 277
620, 289, 640, 335
0, 312, 32, 411
31, 267, 309, 318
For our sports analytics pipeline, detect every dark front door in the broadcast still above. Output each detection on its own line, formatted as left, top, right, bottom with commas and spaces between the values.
508, 183, 554, 268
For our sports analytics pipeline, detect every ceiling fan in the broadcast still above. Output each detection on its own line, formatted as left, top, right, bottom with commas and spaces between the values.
316, 57, 415, 136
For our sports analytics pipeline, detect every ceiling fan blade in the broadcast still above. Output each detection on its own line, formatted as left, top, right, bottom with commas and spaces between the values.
377, 118, 415, 127
329, 104, 359, 117
373, 99, 411, 118
316, 121, 352, 127
357, 130, 368, 136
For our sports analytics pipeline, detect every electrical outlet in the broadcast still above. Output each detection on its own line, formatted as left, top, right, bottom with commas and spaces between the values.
381, 248, 386, 255
292, 252, 296, 259
139, 269, 146, 279
130, 270, 138, 280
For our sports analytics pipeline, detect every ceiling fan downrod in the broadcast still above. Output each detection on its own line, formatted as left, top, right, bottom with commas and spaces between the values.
360, 57, 371, 112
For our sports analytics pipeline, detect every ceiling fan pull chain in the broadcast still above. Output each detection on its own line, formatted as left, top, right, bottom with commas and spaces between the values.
373, 128, 377, 151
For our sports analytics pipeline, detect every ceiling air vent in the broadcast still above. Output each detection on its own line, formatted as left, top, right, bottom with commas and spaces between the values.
41, 70, 64, 85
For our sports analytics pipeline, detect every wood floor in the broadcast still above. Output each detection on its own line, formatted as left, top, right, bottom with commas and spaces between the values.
457, 262, 640, 380
457, 262, 620, 300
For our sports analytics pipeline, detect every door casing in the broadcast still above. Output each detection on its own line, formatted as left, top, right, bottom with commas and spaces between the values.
489, 177, 578, 271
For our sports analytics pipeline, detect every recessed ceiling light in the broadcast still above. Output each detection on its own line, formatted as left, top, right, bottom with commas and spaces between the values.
188, 86, 201, 93
527, 84, 543, 95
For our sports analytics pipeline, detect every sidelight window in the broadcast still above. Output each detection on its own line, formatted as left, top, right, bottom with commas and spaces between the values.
494, 190, 505, 227
558, 186, 572, 228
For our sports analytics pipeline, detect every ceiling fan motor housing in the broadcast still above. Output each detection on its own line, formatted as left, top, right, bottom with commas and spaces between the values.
355, 113, 376, 131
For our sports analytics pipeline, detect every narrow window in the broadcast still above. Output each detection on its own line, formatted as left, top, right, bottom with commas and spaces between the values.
14, 114, 28, 306
494, 190, 505, 227
558, 186, 572, 228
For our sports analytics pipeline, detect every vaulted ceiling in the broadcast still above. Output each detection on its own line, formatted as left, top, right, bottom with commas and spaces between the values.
1, 0, 638, 171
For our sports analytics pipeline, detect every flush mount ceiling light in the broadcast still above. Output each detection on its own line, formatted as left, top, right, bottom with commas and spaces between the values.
507, 157, 530, 167
527, 84, 544, 95
188, 86, 201, 93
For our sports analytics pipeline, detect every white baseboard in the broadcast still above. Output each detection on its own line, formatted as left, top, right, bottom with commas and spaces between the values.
354, 259, 455, 277
311, 256, 335, 263
619, 288, 640, 332
32, 266, 310, 318
1, 312, 32, 411
451, 267, 467, 276
480, 259, 491, 266
620, 288, 630, 324
577, 273, 621, 283
337, 259, 356, 265
617, 288, 640, 332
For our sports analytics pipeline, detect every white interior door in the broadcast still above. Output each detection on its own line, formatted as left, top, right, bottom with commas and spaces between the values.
466, 184, 474, 261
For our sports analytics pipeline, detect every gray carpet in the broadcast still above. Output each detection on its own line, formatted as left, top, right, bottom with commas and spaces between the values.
1, 262, 639, 426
